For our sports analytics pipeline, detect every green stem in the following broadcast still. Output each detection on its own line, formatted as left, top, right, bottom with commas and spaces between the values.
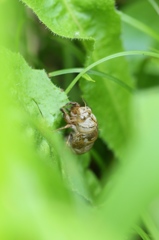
48, 68, 83, 77
65, 50, 159, 94
49, 68, 134, 93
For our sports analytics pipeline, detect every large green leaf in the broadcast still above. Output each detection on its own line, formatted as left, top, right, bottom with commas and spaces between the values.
21, 0, 133, 156
78, 1, 132, 156
20, 0, 94, 52
3, 48, 68, 127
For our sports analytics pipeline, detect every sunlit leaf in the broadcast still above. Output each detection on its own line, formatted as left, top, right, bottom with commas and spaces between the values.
2, 48, 68, 127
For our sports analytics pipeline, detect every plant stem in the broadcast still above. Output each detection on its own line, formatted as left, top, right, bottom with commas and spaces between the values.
65, 50, 159, 94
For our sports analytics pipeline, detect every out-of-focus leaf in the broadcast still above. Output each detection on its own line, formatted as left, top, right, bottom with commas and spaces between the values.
97, 87, 159, 238
121, 0, 159, 51
85, 170, 102, 198
0, 0, 26, 51
144, 211, 159, 240
148, 0, 159, 15
136, 58, 159, 89
120, 0, 159, 76
50, 132, 93, 204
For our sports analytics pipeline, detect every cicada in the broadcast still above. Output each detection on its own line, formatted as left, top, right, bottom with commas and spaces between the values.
59, 102, 98, 154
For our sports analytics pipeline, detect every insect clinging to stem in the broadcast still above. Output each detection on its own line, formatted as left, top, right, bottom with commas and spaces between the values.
58, 101, 98, 154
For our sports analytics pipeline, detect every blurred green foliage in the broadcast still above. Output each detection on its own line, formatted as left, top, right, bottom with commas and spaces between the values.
1, 0, 159, 239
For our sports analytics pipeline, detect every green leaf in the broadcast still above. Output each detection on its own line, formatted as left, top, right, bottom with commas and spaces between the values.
82, 73, 95, 82
78, 2, 133, 156
20, 0, 94, 53
2, 48, 68, 127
